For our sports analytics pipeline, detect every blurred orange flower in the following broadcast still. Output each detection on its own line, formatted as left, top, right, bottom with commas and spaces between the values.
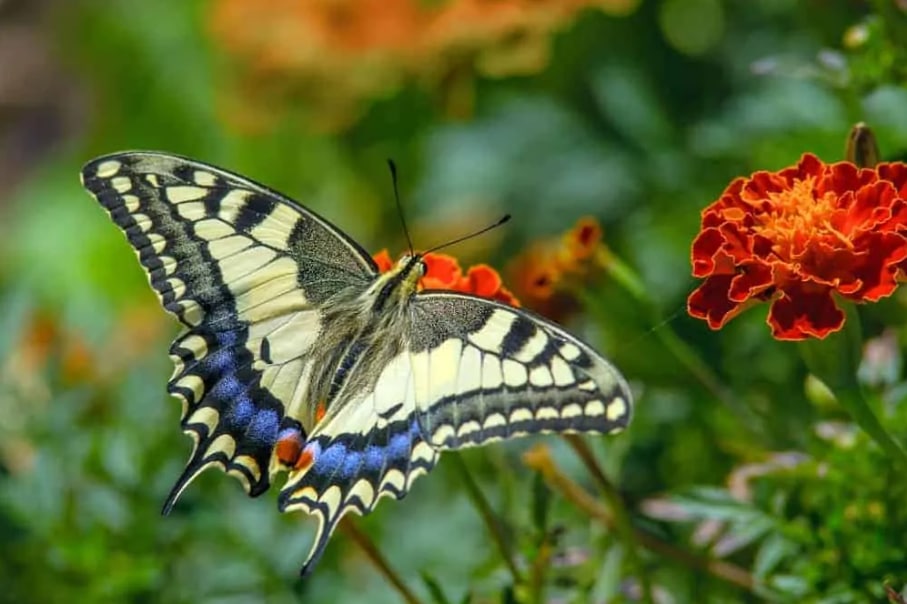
688, 153, 907, 340
373, 249, 519, 306
507, 216, 606, 321
210, 0, 639, 129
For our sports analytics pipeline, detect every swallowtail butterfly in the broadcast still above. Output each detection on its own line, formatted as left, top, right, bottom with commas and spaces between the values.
80, 152, 633, 575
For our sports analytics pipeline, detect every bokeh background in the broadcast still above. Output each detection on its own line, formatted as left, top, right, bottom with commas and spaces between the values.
2, 1, 907, 602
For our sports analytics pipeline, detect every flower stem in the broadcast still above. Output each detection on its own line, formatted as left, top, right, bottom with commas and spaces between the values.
563, 435, 654, 604
523, 444, 757, 594
449, 453, 524, 583
595, 248, 760, 430
798, 301, 907, 469
835, 386, 907, 469
339, 518, 425, 604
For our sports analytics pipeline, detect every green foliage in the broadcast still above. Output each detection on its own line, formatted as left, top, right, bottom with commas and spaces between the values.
2, 0, 907, 602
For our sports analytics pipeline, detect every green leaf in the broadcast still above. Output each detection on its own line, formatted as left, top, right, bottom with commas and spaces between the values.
421, 571, 453, 604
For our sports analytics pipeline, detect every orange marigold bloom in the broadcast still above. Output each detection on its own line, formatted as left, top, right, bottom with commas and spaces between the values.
508, 216, 606, 321
373, 249, 520, 307
210, 0, 639, 130
688, 153, 907, 340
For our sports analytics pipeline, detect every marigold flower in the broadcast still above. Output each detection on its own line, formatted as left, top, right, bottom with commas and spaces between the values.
687, 153, 907, 340
373, 249, 519, 306
210, 0, 639, 129
507, 216, 606, 321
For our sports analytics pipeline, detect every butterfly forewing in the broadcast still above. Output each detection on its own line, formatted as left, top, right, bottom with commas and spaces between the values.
80, 152, 376, 509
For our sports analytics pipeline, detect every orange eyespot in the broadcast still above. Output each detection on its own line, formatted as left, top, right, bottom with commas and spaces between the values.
294, 447, 315, 472
276, 430, 304, 467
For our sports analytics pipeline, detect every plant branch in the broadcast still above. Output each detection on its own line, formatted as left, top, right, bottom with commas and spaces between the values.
340, 517, 425, 604
563, 435, 654, 604
450, 452, 524, 583
524, 444, 756, 593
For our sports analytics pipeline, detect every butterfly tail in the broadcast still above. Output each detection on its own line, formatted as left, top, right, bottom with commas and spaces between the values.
278, 416, 439, 575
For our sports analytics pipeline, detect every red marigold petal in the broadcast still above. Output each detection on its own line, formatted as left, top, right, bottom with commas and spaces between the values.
876, 162, 907, 198
847, 232, 907, 301
838, 181, 897, 233
464, 265, 503, 297
494, 285, 520, 307
687, 274, 744, 330
818, 160, 877, 200
422, 252, 462, 288
727, 262, 774, 302
766, 284, 844, 340
692, 221, 764, 278
373, 249, 394, 273
690, 228, 727, 276
796, 240, 864, 290
702, 178, 747, 228
792, 153, 826, 181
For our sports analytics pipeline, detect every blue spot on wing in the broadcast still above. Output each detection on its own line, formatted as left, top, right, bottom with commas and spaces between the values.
245, 409, 280, 445
211, 374, 244, 401
166, 326, 287, 511
293, 417, 430, 499
229, 396, 255, 426
339, 451, 363, 479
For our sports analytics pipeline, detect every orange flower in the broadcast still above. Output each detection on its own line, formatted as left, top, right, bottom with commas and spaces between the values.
687, 153, 907, 340
373, 249, 520, 306
507, 216, 606, 321
209, 0, 639, 130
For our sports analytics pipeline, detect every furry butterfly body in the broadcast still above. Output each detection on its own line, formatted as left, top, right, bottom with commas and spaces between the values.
80, 151, 632, 574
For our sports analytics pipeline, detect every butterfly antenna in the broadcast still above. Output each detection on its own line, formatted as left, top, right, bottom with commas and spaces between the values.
387, 159, 414, 256
424, 214, 511, 255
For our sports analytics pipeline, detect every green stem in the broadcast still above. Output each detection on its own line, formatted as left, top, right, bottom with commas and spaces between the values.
798, 301, 907, 469
836, 386, 907, 469
523, 445, 756, 593
594, 249, 759, 429
339, 518, 425, 604
564, 435, 654, 604
450, 453, 524, 583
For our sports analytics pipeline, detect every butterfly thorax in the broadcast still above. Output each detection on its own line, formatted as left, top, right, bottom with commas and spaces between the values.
295, 254, 426, 433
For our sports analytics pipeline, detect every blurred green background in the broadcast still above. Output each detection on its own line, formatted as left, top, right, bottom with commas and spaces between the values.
2, 0, 907, 602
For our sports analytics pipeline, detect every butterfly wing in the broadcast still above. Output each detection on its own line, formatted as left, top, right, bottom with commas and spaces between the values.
278, 291, 631, 574
80, 151, 377, 510
408, 292, 631, 448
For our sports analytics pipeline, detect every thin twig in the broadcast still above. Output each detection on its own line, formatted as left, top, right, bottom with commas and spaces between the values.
450, 452, 524, 583
527, 537, 553, 604
524, 444, 756, 593
563, 435, 654, 604
339, 517, 425, 604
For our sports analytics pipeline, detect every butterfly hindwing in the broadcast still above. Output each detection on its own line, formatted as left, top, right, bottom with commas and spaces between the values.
80, 152, 377, 509
277, 291, 631, 574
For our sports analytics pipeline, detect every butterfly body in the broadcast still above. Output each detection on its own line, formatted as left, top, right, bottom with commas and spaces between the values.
80, 151, 633, 575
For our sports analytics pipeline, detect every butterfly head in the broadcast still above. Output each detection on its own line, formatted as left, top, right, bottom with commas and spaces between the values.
368, 252, 427, 313
396, 253, 428, 278
388, 252, 428, 295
